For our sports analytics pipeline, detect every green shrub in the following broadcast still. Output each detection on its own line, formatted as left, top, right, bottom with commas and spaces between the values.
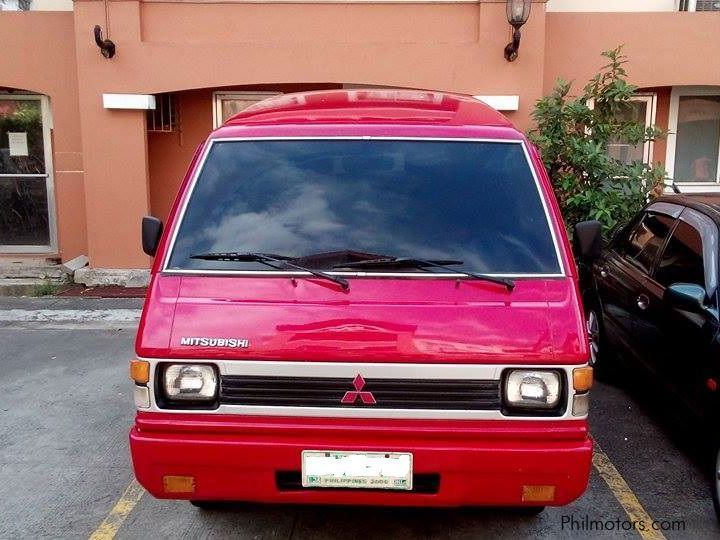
31, 281, 59, 297
529, 47, 665, 238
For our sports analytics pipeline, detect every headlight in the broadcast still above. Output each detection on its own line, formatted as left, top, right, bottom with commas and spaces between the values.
163, 364, 217, 401
504, 370, 561, 410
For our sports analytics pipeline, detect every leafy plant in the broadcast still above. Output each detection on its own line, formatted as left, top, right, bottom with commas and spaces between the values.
30, 281, 59, 297
529, 46, 665, 238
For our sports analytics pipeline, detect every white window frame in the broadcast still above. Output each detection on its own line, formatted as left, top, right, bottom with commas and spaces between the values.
610, 93, 657, 165
665, 86, 720, 189
212, 92, 281, 129
0, 93, 58, 254
589, 93, 657, 164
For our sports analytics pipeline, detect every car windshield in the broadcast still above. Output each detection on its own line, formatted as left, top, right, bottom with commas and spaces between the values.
166, 139, 561, 275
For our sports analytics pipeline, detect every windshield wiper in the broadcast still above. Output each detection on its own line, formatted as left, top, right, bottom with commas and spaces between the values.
189, 252, 349, 290
332, 257, 515, 291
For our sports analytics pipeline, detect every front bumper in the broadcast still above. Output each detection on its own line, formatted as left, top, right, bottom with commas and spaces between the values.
130, 413, 592, 507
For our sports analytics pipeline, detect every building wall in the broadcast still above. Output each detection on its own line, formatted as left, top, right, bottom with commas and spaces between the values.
72, 0, 549, 268
0, 12, 87, 262
0, 0, 73, 9
547, 0, 678, 11
28, 0, 73, 11
1, 3, 719, 270
543, 12, 720, 92
74, 0, 547, 131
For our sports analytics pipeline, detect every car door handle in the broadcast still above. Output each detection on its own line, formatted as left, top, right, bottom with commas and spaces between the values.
637, 294, 650, 310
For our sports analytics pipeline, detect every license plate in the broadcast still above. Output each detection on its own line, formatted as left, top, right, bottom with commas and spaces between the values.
301, 450, 413, 490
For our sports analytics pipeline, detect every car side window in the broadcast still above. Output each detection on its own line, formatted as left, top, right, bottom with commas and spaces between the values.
655, 221, 705, 289
615, 212, 675, 275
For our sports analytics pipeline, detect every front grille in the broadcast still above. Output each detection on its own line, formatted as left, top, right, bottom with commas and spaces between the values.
219, 375, 501, 410
276, 471, 440, 494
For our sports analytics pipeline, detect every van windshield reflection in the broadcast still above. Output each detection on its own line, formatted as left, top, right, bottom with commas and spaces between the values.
167, 139, 561, 275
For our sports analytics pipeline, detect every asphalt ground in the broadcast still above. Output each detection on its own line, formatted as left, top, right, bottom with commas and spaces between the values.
1, 298, 719, 539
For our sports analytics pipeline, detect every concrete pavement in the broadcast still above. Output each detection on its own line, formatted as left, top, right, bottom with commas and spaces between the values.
0, 298, 718, 538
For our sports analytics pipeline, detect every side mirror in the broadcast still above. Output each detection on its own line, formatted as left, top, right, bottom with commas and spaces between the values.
573, 220, 603, 260
142, 216, 163, 257
664, 283, 707, 314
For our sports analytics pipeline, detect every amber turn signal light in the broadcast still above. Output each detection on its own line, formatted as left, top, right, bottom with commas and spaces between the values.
522, 485, 556, 502
163, 475, 195, 494
573, 366, 593, 392
130, 360, 150, 384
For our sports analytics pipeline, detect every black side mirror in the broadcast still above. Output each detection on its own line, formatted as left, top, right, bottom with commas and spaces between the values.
573, 220, 603, 260
142, 216, 163, 257
664, 283, 707, 314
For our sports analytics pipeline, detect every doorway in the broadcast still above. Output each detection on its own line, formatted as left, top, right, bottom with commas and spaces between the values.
0, 94, 56, 252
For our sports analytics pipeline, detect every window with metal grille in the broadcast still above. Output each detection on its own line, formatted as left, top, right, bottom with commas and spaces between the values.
146, 93, 176, 132
696, 0, 720, 10
680, 0, 720, 10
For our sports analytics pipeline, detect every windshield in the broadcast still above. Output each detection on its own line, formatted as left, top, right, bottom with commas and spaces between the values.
166, 139, 561, 275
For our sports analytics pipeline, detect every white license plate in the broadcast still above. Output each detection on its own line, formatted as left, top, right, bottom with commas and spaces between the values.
301, 450, 413, 490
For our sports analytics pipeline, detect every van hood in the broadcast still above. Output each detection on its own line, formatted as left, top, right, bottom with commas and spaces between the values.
136, 275, 588, 365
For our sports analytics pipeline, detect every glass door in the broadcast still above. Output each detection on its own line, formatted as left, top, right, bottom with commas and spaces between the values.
0, 95, 56, 252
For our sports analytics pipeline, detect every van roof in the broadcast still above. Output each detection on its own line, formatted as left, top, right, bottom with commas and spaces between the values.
220, 89, 516, 130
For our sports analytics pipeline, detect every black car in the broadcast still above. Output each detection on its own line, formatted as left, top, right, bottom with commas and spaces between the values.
579, 194, 720, 520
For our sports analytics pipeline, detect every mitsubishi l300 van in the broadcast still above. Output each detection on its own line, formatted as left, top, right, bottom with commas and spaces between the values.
130, 89, 595, 511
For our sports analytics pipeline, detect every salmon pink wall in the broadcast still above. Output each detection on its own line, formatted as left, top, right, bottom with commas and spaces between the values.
0, 12, 87, 262
543, 12, 720, 92
72, 0, 548, 268
6, 3, 718, 270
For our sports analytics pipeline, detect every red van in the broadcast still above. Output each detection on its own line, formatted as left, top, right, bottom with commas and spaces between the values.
130, 89, 596, 511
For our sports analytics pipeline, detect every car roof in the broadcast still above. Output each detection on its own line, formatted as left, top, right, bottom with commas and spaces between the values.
655, 193, 720, 224
222, 89, 513, 127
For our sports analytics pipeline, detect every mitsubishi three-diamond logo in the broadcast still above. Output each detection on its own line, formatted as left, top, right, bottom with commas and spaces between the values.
340, 374, 376, 405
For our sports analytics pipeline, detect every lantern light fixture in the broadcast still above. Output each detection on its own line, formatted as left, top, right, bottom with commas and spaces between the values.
504, 0, 532, 62
94, 25, 116, 59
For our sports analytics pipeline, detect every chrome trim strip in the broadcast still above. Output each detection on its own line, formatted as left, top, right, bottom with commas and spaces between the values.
163, 359, 510, 379
160, 137, 566, 278
139, 358, 586, 420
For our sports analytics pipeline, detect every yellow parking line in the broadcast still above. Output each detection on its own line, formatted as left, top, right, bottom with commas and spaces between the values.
88, 478, 145, 540
593, 441, 667, 540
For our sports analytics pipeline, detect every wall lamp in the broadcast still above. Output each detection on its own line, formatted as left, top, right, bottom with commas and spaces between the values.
504, 0, 532, 62
94, 25, 116, 59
